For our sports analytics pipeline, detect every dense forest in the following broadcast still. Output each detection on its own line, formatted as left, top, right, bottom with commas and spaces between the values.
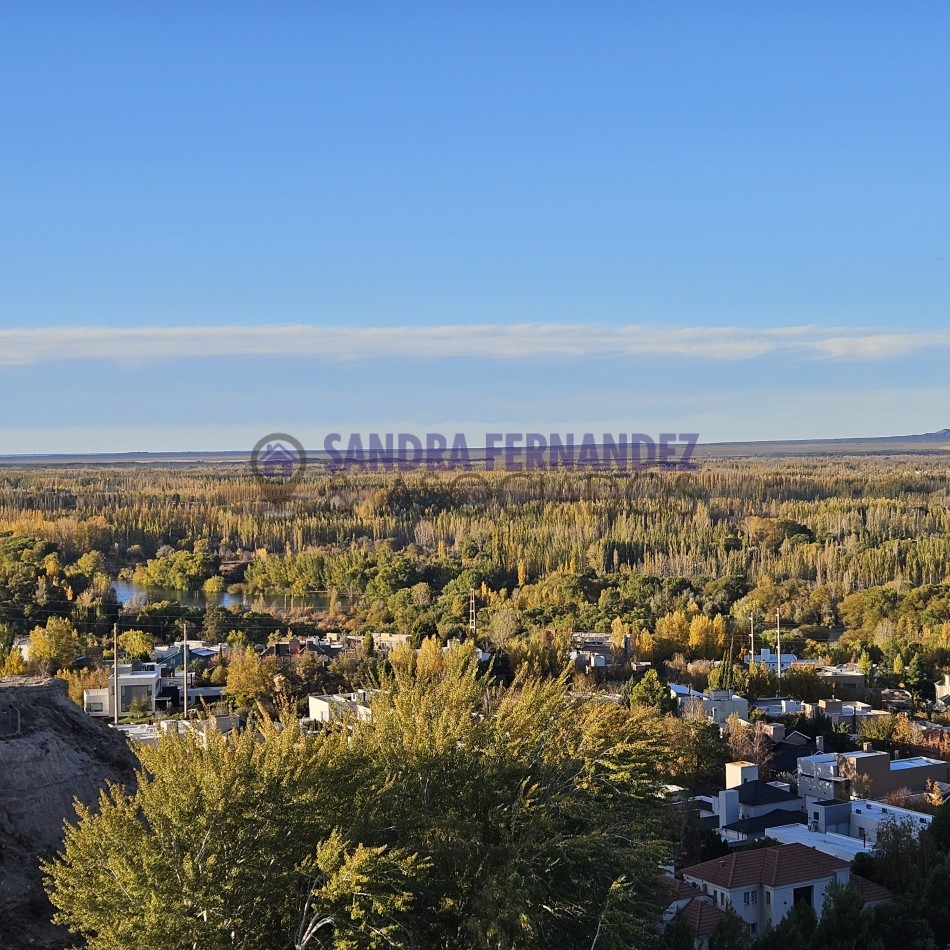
3, 456, 950, 699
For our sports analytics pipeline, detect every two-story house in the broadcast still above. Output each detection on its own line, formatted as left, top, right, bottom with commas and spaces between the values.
682, 842, 850, 939
83, 662, 161, 718
797, 746, 950, 801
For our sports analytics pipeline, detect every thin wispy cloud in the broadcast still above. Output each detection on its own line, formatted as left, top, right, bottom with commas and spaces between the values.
0, 323, 947, 365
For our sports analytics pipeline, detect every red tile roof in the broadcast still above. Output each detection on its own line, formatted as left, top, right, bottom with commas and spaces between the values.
682, 843, 849, 889
851, 874, 893, 905
654, 874, 702, 908
679, 897, 727, 937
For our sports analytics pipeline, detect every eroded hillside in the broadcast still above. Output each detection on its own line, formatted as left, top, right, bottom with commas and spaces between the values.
0, 677, 138, 949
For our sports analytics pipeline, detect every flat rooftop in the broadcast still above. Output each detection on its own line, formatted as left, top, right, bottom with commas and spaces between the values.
891, 756, 945, 769
767, 825, 872, 861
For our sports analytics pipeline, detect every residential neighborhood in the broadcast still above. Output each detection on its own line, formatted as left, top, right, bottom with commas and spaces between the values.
23, 606, 947, 948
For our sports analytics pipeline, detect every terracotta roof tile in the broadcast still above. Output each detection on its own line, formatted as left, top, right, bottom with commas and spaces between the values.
679, 897, 727, 937
654, 874, 702, 908
851, 874, 893, 905
682, 842, 849, 890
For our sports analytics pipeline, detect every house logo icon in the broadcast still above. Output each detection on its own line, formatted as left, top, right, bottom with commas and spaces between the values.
250, 433, 306, 506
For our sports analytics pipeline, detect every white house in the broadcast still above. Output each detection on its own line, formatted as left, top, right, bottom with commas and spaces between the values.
797, 747, 950, 801
677, 688, 750, 725
714, 762, 805, 843
935, 674, 950, 708
308, 689, 376, 723
682, 842, 850, 939
800, 698, 890, 732
805, 796, 932, 846
745, 648, 817, 673
84, 663, 161, 718
762, 797, 931, 861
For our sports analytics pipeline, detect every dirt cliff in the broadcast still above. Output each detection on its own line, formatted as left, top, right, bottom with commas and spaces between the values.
0, 676, 138, 949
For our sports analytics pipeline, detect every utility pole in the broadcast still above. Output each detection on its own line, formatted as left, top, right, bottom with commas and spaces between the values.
113, 622, 119, 726
749, 615, 755, 666
182, 621, 189, 718
775, 609, 782, 682
469, 589, 476, 639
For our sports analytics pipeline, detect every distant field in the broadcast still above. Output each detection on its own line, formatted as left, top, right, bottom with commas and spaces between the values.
2, 428, 949, 466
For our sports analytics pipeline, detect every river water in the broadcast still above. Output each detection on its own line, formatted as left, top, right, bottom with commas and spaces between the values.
111, 579, 334, 613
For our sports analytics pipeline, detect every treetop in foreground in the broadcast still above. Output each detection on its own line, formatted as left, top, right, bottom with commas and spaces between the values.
44, 643, 671, 949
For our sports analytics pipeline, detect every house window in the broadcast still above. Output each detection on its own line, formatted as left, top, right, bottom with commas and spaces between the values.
88, 702, 103, 712
750, 923, 758, 935
751, 891, 757, 904
793, 885, 814, 908
744, 891, 750, 905
766, 891, 771, 905
720, 893, 725, 906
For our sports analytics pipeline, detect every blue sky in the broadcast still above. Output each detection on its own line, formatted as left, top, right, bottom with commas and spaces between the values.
1, 2, 948, 453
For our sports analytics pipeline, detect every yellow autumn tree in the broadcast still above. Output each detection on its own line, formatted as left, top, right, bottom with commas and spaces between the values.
634, 629, 655, 661
1, 648, 28, 676
654, 611, 690, 652
712, 614, 727, 651
56, 668, 109, 706
29, 617, 80, 673
688, 615, 714, 657
388, 641, 416, 677
610, 616, 630, 653
224, 646, 278, 708
415, 636, 445, 682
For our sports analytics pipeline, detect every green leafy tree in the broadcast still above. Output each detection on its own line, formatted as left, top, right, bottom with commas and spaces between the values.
760, 898, 817, 950
708, 905, 749, 950
118, 629, 154, 661
743, 661, 777, 701
44, 716, 327, 950
811, 881, 865, 950
665, 709, 727, 791
46, 645, 672, 949
304, 649, 671, 947
921, 854, 950, 939
127, 695, 151, 718
202, 605, 230, 643
852, 816, 936, 894
629, 668, 675, 713
28, 616, 80, 672
905, 652, 927, 694
924, 801, 950, 852
862, 900, 936, 950
225, 645, 278, 708
664, 910, 696, 950
295, 830, 423, 949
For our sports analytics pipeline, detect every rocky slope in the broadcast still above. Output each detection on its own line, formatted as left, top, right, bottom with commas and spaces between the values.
0, 676, 138, 949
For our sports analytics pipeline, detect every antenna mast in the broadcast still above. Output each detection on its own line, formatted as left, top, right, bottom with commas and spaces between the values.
469, 589, 476, 639
775, 609, 782, 681
182, 621, 189, 717
113, 622, 119, 726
